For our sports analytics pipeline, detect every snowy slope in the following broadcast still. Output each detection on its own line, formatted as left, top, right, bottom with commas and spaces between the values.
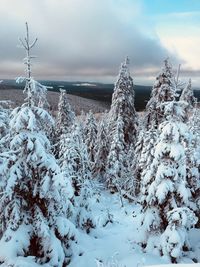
69, 191, 200, 267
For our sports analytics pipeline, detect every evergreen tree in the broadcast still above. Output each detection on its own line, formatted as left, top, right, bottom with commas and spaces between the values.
0, 23, 76, 266
84, 110, 98, 164
0, 101, 11, 153
180, 79, 195, 109
139, 101, 194, 261
106, 116, 129, 193
56, 89, 75, 136
59, 122, 95, 232
134, 123, 158, 196
54, 89, 75, 158
161, 208, 197, 262
179, 80, 200, 223
108, 57, 138, 148
185, 100, 200, 222
93, 114, 109, 181
144, 59, 176, 130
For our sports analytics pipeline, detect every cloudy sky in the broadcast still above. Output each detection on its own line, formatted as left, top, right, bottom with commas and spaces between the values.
0, 0, 200, 86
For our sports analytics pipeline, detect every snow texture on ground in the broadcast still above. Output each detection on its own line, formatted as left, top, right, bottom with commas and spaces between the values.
70, 191, 200, 267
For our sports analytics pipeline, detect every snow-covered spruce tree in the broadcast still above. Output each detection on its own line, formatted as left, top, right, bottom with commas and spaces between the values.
179, 80, 200, 223
83, 110, 97, 164
108, 57, 138, 149
134, 123, 158, 196
54, 89, 75, 158
185, 100, 200, 223
144, 58, 176, 130
160, 207, 197, 262
180, 79, 196, 110
0, 23, 76, 266
56, 89, 75, 136
93, 114, 109, 181
0, 101, 12, 153
106, 116, 130, 194
139, 101, 194, 261
59, 122, 95, 233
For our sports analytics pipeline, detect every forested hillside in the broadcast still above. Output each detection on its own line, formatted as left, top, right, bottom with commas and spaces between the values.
0, 23, 200, 267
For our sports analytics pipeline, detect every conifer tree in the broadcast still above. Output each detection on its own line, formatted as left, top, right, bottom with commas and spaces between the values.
54, 89, 75, 158
93, 114, 109, 181
179, 80, 200, 222
134, 123, 158, 196
56, 89, 75, 136
59, 122, 95, 232
108, 57, 138, 148
185, 100, 200, 222
0, 23, 76, 266
0, 101, 11, 153
144, 59, 176, 130
84, 110, 98, 164
161, 208, 197, 262
106, 116, 129, 193
139, 101, 194, 261
180, 79, 195, 109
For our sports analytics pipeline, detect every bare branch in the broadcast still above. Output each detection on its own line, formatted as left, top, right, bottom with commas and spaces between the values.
19, 37, 28, 50
30, 38, 38, 49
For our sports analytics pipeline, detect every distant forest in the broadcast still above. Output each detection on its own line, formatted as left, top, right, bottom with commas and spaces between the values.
0, 79, 200, 110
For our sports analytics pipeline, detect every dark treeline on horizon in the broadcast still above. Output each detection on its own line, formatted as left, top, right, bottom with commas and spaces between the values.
0, 79, 200, 111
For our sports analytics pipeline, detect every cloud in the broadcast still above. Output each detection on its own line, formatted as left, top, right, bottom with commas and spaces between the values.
0, 0, 181, 82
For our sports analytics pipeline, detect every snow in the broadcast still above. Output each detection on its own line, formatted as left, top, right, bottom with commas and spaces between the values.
73, 83, 97, 87
69, 191, 170, 267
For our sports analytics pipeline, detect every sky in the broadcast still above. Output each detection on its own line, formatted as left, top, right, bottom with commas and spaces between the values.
0, 0, 199, 86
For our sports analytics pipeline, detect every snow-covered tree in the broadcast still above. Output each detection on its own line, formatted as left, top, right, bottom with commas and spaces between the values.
84, 110, 97, 164
0, 101, 12, 153
108, 57, 138, 149
59, 122, 95, 232
54, 89, 75, 157
180, 79, 195, 109
161, 208, 197, 262
106, 116, 130, 193
134, 123, 158, 196
93, 114, 109, 181
185, 100, 200, 223
0, 23, 76, 266
139, 101, 193, 261
179, 80, 200, 223
16, 23, 51, 131
144, 59, 176, 130
56, 89, 75, 136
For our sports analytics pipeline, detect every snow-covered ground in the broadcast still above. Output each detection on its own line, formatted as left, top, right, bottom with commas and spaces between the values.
70, 191, 200, 267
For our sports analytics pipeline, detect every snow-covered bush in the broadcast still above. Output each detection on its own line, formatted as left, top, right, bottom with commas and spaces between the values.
160, 207, 197, 262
